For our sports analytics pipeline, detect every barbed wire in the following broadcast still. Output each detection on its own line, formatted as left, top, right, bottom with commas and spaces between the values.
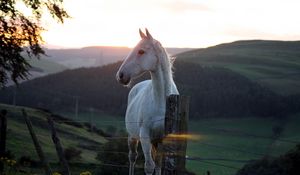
6, 85, 300, 144
201, 126, 299, 144
94, 150, 257, 164
85, 156, 243, 170
189, 159, 241, 170
3, 104, 299, 173
9, 112, 299, 144
196, 142, 268, 157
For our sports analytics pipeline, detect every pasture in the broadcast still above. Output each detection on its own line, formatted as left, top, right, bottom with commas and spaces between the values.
1, 103, 300, 175
186, 115, 300, 175
50, 112, 300, 175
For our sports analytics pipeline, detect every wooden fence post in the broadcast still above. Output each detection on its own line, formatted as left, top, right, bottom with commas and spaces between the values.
0, 110, 7, 173
22, 109, 52, 175
48, 116, 70, 175
162, 95, 189, 175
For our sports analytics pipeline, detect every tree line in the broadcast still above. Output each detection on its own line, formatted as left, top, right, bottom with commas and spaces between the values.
0, 61, 299, 119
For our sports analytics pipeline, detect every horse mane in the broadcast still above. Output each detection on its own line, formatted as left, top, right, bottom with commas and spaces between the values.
153, 40, 174, 95
153, 40, 174, 73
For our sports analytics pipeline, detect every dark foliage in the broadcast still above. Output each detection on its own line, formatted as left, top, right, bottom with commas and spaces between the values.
1, 150, 15, 160
236, 144, 300, 175
0, 61, 299, 118
18, 156, 39, 168
0, 0, 69, 87
96, 138, 130, 175
64, 147, 82, 162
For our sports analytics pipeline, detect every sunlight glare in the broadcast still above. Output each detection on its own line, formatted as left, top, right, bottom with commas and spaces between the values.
165, 133, 201, 141
40, 0, 300, 48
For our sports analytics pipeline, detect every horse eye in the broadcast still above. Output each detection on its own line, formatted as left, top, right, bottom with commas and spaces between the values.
138, 49, 145, 55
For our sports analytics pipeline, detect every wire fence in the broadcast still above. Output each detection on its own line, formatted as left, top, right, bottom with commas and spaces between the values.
2, 107, 299, 175
1, 86, 300, 174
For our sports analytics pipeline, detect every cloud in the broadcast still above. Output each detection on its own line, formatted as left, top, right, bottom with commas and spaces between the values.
223, 27, 300, 41
161, 0, 210, 13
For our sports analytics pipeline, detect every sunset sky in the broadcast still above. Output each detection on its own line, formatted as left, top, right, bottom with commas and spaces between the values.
37, 0, 300, 48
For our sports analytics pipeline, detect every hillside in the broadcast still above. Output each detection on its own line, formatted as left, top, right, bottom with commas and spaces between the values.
27, 58, 68, 74
236, 144, 300, 175
0, 103, 106, 165
1, 61, 298, 119
42, 46, 191, 69
5, 58, 68, 87
177, 40, 300, 95
4, 46, 190, 86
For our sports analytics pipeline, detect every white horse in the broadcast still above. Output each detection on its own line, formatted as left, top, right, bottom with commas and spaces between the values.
116, 29, 179, 175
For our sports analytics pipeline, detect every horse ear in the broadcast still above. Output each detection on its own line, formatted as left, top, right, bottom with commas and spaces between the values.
139, 28, 146, 39
145, 28, 153, 40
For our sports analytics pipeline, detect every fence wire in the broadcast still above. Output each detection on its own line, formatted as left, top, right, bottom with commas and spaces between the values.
1, 97, 300, 174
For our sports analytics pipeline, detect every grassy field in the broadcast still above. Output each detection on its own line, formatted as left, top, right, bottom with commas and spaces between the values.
186, 115, 300, 175
61, 110, 300, 175
177, 40, 300, 95
1, 103, 299, 175
0, 104, 106, 165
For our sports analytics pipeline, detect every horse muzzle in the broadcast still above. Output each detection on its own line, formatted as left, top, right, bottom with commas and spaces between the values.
116, 71, 131, 85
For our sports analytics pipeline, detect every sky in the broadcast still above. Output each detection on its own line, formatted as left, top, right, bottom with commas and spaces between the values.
34, 0, 300, 48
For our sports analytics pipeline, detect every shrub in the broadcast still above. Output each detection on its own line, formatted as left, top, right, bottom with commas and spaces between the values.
64, 147, 82, 162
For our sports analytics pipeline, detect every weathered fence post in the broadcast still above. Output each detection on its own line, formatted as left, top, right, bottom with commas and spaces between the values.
48, 116, 70, 175
23, 109, 52, 175
0, 110, 7, 173
162, 95, 189, 175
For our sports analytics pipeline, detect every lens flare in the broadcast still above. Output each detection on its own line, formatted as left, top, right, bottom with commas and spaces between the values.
165, 133, 201, 141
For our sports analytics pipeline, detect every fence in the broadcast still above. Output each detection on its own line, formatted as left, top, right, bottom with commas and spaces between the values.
0, 96, 299, 175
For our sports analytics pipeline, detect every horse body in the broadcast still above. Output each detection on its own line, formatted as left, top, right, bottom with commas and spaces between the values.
116, 29, 178, 175
126, 79, 178, 139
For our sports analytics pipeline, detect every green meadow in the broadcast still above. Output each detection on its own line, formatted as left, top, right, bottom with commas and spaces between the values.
1, 103, 299, 175
186, 115, 300, 175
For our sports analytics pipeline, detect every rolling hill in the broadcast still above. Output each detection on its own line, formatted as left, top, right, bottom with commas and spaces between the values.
0, 61, 298, 119
5, 46, 190, 87
42, 46, 191, 69
177, 40, 300, 95
5, 58, 68, 87
27, 58, 68, 74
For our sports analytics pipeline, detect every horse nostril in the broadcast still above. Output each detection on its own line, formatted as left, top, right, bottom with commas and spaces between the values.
119, 72, 124, 79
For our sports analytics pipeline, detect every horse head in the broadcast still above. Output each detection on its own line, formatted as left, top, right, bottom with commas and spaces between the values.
116, 29, 159, 86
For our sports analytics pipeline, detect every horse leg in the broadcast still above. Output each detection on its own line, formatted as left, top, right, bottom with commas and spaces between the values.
128, 137, 138, 175
152, 141, 163, 175
140, 128, 155, 175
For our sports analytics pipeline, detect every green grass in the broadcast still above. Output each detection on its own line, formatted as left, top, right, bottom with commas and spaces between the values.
2, 103, 300, 175
177, 40, 300, 95
186, 115, 300, 175
58, 111, 300, 175
61, 111, 126, 133
0, 103, 106, 163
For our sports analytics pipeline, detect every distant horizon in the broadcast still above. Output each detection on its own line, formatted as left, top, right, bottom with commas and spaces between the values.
43, 38, 300, 50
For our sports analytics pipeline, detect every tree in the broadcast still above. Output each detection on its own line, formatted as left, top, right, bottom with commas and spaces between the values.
0, 0, 69, 87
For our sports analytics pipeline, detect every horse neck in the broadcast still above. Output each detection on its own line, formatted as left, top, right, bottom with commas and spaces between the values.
150, 46, 173, 106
